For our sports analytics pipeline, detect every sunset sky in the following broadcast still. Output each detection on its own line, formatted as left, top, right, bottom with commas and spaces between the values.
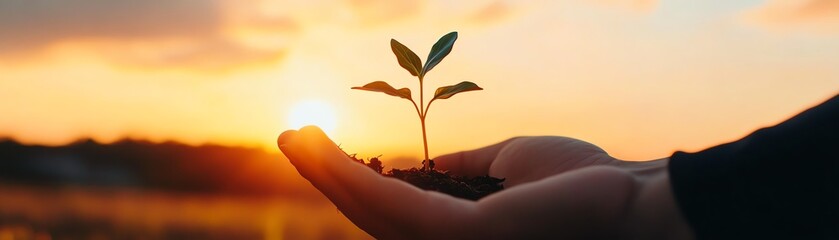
1, 0, 837, 163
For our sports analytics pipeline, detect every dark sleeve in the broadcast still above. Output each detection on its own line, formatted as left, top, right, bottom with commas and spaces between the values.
668, 94, 839, 239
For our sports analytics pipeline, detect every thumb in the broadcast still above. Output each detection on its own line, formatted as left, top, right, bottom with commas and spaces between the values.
278, 125, 477, 239
277, 126, 339, 170
277, 126, 342, 179
434, 137, 519, 177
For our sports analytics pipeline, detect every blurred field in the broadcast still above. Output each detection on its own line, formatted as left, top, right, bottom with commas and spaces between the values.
0, 139, 373, 240
0, 184, 371, 240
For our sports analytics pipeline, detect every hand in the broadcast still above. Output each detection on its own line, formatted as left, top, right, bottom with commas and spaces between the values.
435, 136, 618, 187
278, 126, 692, 239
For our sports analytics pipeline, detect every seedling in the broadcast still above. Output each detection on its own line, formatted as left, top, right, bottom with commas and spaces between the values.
349, 32, 503, 200
352, 31, 482, 171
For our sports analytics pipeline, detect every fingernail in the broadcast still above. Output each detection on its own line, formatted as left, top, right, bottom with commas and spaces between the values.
277, 130, 298, 147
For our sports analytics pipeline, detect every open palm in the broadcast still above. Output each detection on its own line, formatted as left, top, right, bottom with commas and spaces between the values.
436, 136, 619, 188
278, 126, 691, 239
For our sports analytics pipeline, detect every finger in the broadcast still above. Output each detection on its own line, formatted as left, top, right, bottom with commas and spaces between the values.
279, 128, 341, 179
434, 137, 519, 177
277, 129, 298, 147
278, 129, 304, 173
279, 128, 384, 235
280, 125, 478, 239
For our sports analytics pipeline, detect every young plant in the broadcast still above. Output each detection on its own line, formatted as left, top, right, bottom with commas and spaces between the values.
352, 31, 482, 171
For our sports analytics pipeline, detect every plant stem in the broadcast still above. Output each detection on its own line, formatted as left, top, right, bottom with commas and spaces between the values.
419, 77, 424, 118
419, 76, 431, 171
423, 99, 435, 118
421, 115, 430, 170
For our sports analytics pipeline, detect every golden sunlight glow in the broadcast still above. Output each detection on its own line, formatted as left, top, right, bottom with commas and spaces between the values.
287, 100, 338, 136
0, 1, 838, 160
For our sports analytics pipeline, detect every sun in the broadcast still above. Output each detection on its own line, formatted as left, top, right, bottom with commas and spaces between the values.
287, 100, 338, 135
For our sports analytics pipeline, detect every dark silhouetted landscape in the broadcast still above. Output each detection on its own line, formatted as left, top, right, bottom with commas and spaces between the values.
0, 138, 370, 239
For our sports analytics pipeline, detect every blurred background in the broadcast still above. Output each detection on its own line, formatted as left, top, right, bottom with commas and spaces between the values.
0, 0, 837, 239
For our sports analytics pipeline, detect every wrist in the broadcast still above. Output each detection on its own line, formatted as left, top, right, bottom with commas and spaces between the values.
622, 164, 694, 239
609, 158, 670, 178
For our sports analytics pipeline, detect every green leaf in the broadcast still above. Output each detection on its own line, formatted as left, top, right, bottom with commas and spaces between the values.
390, 39, 423, 77
433, 81, 482, 100
352, 81, 412, 100
421, 32, 457, 78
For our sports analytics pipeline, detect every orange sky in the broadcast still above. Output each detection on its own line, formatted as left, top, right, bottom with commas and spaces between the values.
1, 0, 838, 164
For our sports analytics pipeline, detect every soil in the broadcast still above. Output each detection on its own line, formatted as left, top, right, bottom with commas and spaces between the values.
349, 155, 504, 200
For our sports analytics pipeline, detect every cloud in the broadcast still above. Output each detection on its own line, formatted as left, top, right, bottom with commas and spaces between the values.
345, 0, 424, 25
103, 39, 288, 71
467, 1, 516, 25
743, 0, 839, 33
586, 0, 657, 13
340, 0, 522, 28
2, 0, 653, 71
0, 0, 294, 70
0, 0, 219, 49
